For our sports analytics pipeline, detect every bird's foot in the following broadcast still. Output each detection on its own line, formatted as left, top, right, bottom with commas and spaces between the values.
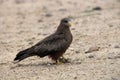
59, 57, 71, 63
56, 60, 63, 65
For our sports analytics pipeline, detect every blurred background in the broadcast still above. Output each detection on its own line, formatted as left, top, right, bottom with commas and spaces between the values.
0, 0, 120, 80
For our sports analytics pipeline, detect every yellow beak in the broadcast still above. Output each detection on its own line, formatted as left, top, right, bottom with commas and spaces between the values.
67, 22, 72, 27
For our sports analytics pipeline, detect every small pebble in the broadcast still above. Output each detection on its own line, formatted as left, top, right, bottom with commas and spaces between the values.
88, 55, 94, 58
71, 28, 75, 30
38, 19, 43, 23
75, 51, 80, 54
85, 46, 100, 53
109, 24, 113, 27
74, 76, 77, 79
29, 42, 33, 45
45, 13, 53, 17
76, 62, 81, 64
69, 48, 74, 51
42, 33, 48, 36
37, 33, 41, 35
47, 63, 51, 66
58, 8, 67, 12
92, 6, 102, 11
15, 0, 25, 4
108, 52, 120, 59
112, 77, 120, 80
114, 45, 120, 48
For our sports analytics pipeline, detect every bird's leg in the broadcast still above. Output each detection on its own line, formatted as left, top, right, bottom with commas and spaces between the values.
56, 59, 62, 65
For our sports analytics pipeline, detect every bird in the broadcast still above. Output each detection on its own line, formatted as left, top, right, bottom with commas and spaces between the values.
14, 18, 73, 64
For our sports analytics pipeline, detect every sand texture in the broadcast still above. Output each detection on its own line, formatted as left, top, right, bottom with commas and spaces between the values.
0, 0, 120, 80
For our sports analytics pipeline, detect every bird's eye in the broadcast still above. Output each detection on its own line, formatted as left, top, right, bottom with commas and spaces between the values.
64, 20, 68, 23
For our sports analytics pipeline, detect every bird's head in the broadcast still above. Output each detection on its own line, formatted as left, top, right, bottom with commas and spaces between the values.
60, 18, 71, 27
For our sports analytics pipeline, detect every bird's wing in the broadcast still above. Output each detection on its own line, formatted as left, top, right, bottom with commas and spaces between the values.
33, 34, 68, 55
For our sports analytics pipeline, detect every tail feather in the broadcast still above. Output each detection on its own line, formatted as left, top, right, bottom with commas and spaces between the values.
14, 48, 35, 62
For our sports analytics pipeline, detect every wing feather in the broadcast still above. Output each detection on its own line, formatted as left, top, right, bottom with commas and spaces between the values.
33, 34, 68, 56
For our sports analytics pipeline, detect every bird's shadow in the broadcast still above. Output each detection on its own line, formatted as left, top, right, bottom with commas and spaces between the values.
10, 60, 82, 69
10, 62, 56, 69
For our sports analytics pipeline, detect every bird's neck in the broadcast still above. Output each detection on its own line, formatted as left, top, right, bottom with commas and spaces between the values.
56, 24, 71, 34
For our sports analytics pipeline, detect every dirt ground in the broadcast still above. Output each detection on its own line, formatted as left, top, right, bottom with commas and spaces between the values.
0, 0, 120, 80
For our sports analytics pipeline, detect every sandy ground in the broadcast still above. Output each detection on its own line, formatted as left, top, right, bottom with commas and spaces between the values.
0, 0, 120, 80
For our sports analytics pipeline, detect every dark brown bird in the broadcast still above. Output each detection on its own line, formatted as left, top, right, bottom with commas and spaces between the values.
14, 18, 73, 64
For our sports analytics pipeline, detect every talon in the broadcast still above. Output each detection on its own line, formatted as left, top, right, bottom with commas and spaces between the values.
56, 60, 62, 65
59, 56, 71, 63
59, 56, 68, 63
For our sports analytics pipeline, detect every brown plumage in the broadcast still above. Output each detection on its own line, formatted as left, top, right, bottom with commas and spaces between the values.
14, 18, 73, 64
